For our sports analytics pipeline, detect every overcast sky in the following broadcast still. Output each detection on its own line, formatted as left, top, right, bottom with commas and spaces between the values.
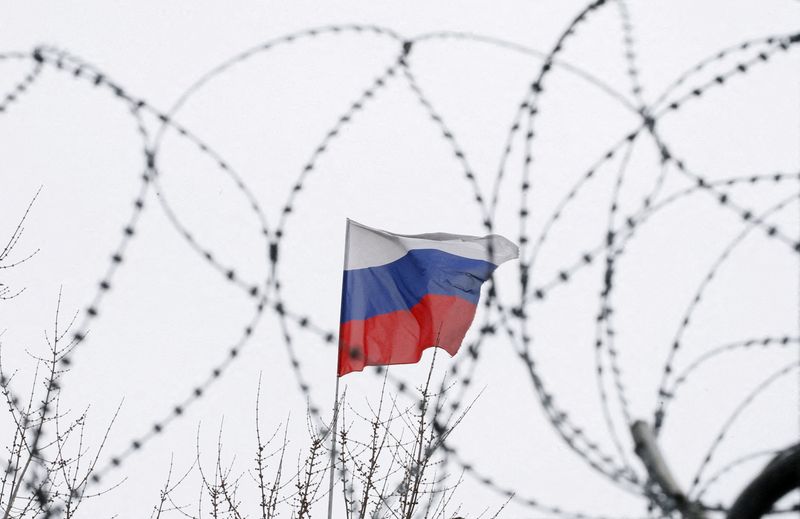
0, 1, 798, 517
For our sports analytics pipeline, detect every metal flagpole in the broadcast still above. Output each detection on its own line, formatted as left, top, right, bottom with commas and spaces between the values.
326, 375, 341, 519
327, 218, 351, 519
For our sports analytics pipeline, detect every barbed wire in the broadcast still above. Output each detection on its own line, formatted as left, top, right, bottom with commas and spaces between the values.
692, 449, 782, 504
687, 362, 799, 498
0, 1, 797, 516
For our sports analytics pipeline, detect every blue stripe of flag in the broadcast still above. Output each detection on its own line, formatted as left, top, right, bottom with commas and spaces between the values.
341, 249, 497, 323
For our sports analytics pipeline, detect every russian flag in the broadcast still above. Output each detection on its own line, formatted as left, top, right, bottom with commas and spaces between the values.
338, 220, 518, 377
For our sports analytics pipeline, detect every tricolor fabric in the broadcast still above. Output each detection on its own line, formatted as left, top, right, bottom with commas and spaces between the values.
338, 219, 518, 377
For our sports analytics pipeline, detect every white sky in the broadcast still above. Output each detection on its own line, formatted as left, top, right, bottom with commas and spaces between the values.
0, 1, 799, 517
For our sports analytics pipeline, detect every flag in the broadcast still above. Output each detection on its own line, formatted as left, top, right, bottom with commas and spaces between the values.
337, 219, 518, 377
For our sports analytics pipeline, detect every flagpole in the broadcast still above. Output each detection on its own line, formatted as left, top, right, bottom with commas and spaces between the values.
326, 375, 340, 519
328, 218, 351, 519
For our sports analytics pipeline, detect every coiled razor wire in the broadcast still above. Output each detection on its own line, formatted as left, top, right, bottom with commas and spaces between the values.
0, 1, 798, 516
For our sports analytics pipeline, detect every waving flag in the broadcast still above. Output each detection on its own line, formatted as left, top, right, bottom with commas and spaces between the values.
337, 219, 518, 377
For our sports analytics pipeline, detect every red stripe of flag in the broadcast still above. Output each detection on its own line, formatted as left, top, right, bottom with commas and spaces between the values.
338, 294, 477, 376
